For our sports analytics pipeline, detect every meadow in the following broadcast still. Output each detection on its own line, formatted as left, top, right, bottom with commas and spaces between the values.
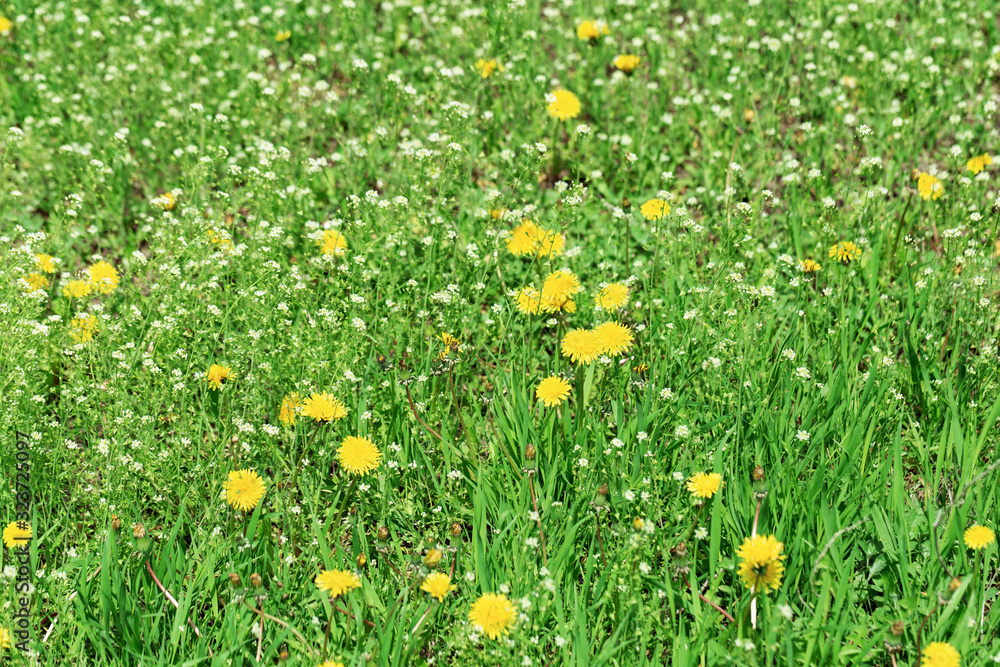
1, 0, 999, 665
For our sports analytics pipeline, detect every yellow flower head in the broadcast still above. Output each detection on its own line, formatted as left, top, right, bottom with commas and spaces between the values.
153, 191, 177, 211
315, 569, 361, 598
70, 314, 99, 343
561, 328, 602, 364
318, 662, 345, 667
439, 332, 461, 349
640, 198, 670, 220
421, 572, 456, 602
205, 364, 232, 390
468, 592, 517, 640
506, 220, 541, 256
546, 90, 581, 121
87, 261, 120, 294
594, 321, 634, 356
917, 172, 944, 201
536, 375, 571, 407
278, 393, 302, 426
0, 17, 13, 33
534, 228, 565, 257
2, 521, 31, 549
475, 58, 503, 78
799, 259, 822, 273
319, 229, 348, 256
21, 273, 48, 292
921, 642, 960, 667
576, 20, 609, 41
542, 270, 583, 300
276, 29, 291, 41
223, 470, 266, 512
966, 153, 992, 175
686, 472, 722, 499
337, 436, 382, 476
828, 241, 862, 263
613, 54, 640, 74
62, 279, 93, 299
736, 534, 786, 593
0, 626, 9, 650
514, 286, 542, 315
595, 283, 629, 310
964, 524, 995, 550
302, 392, 348, 422
35, 254, 56, 273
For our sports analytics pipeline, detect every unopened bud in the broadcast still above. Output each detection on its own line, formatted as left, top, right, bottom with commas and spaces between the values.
111, 515, 122, 531
377, 526, 389, 542
753, 465, 765, 481
250, 572, 263, 589
890, 620, 904, 636
949, 577, 961, 593
910, 168, 920, 181
357, 553, 367, 569
450, 522, 463, 537
525, 444, 536, 460
132, 522, 146, 539
278, 647, 290, 661
622, 196, 631, 211
524, 443, 537, 472
229, 572, 242, 587
752, 465, 768, 498
593, 483, 609, 508
424, 548, 443, 568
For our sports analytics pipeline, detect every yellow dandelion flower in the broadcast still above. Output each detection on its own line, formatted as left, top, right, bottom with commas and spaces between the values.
514, 286, 542, 315
917, 172, 944, 201
153, 191, 177, 210
828, 241, 862, 263
966, 154, 992, 175
62, 279, 93, 299
799, 259, 821, 273
318, 661, 345, 667
595, 283, 629, 310
35, 254, 56, 273
640, 198, 670, 220
593, 321, 634, 356
276, 29, 291, 41
506, 220, 541, 256
542, 270, 583, 299
315, 569, 361, 598
223, 469, 266, 512
541, 293, 576, 313
0, 17, 12, 34
2, 521, 31, 549
0, 626, 9, 650
475, 58, 503, 78
70, 314, 99, 343
964, 524, 995, 550
319, 229, 348, 256
489, 208, 507, 220
546, 90, 581, 121
302, 392, 348, 422
338, 436, 382, 475
87, 261, 120, 294
686, 472, 722, 499
534, 228, 565, 257
421, 572, 456, 602
613, 54, 640, 74
561, 328, 602, 364
576, 20, 609, 41
279, 393, 302, 426
21, 273, 48, 292
921, 642, 960, 667
736, 534, 786, 593
468, 592, 517, 640
205, 364, 232, 390
536, 375, 571, 407
440, 332, 460, 348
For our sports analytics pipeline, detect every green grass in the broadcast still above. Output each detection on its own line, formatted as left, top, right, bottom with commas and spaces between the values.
1, 0, 999, 665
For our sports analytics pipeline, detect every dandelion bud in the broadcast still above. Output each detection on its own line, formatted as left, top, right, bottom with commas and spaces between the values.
423, 548, 443, 568
111, 515, 122, 531
229, 573, 242, 587
132, 522, 146, 539
278, 647, 290, 661
884, 619, 905, 654
525, 444, 536, 460
622, 196, 631, 211
671, 541, 690, 576
593, 483, 609, 508
752, 465, 768, 498
890, 620, 904, 636
357, 553, 367, 569
250, 572, 263, 589
948, 577, 962, 593
910, 168, 920, 181
524, 443, 537, 473
450, 522, 463, 537
753, 465, 765, 481
633, 517, 644, 531
744, 108, 756, 123
132, 522, 151, 552
349, 505, 357, 516
377, 526, 389, 542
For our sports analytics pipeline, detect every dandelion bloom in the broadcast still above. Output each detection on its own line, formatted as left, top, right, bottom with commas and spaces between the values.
421, 572, 456, 602
534, 228, 565, 257
275, 29, 291, 41
2, 521, 31, 549
542, 270, 583, 299
439, 332, 460, 349
576, 20, 608, 41
0, 627, 9, 650
302, 392, 348, 422
88, 260, 120, 294
223, 470, 266, 511
736, 534, 786, 593
489, 208, 507, 220
318, 662, 345, 667
278, 393, 302, 426
966, 153, 992, 174
205, 364, 232, 390
153, 191, 177, 210
561, 328, 602, 364
319, 229, 348, 256
514, 287, 542, 315
475, 58, 502, 78
0, 17, 12, 33
964, 524, 995, 550
686, 472, 722, 499
21, 273, 48, 292
828, 241, 862, 263
536, 376, 571, 407
315, 569, 361, 598
62, 279, 93, 299
595, 283, 629, 310
70, 314, 98, 343
338, 436, 382, 475
468, 593, 517, 640
799, 259, 821, 273
35, 254, 56, 273
546, 90, 581, 121
541, 292, 576, 314
640, 198, 670, 220
921, 642, 960, 667
594, 321, 634, 356
506, 220, 542, 256
917, 172, 943, 201
613, 54, 640, 74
